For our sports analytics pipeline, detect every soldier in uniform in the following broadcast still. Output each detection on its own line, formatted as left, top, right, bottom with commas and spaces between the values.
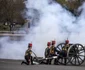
60, 40, 70, 65
21, 43, 33, 65
49, 40, 59, 64
62, 40, 69, 51
44, 42, 51, 64
45, 42, 51, 58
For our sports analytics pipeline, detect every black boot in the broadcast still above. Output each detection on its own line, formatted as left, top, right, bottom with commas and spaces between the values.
21, 61, 29, 65
64, 58, 67, 65
31, 56, 34, 65
21, 61, 24, 65
54, 59, 59, 65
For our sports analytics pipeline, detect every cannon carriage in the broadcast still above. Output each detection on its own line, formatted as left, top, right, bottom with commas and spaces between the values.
56, 43, 85, 65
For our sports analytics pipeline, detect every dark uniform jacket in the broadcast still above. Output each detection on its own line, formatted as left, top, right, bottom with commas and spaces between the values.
50, 46, 59, 56
45, 47, 50, 58
62, 44, 69, 51
25, 49, 32, 57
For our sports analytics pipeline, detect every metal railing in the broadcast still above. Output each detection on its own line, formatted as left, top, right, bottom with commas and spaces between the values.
0, 31, 27, 36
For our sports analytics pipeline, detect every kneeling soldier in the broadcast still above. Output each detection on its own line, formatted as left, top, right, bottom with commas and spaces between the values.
21, 43, 33, 65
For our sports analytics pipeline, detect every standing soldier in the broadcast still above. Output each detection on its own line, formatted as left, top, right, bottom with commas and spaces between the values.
21, 43, 34, 65
50, 40, 57, 56
44, 42, 51, 64
62, 40, 69, 51
62, 39, 70, 65
49, 40, 59, 64
45, 42, 51, 58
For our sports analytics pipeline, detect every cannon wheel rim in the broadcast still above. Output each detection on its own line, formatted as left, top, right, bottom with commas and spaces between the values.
56, 43, 65, 51
56, 43, 70, 65
67, 44, 85, 66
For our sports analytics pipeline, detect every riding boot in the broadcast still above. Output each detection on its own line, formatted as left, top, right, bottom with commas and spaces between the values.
64, 58, 67, 65
31, 56, 34, 65
49, 59, 52, 64
21, 61, 29, 65
54, 58, 59, 65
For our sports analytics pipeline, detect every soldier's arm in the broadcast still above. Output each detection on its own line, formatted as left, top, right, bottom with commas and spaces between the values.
25, 50, 28, 56
44, 48, 48, 58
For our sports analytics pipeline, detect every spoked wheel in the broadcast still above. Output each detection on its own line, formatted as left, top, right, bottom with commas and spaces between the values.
56, 43, 70, 65
67, 44, 85, 66
56, 43, 65, 51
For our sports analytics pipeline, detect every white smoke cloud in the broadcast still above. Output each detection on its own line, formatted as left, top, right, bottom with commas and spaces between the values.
0, 0, 85, 59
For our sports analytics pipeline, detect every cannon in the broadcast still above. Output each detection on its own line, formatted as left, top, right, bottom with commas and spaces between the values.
25, 43, 85, 66
56, 43, 85, 65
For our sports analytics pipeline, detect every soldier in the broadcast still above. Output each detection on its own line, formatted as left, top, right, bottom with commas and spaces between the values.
61, 39, 70, 65
45, 42, 51, 58
44, 42, 51, 64
62, 40, 69, 51
50, 40, 58, 56
49, 40, 59, 64
21, 43, 34, 65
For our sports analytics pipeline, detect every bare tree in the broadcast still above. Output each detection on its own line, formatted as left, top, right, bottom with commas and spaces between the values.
0, 0, 26, 31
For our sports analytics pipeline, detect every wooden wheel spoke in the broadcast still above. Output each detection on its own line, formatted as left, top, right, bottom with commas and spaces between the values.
79, 48, 84, 51
76, 45, 79, 50
79, 51, 84, 54
69, 53, 75, 56
57, 47, 61, 51
69, 53, 75, 55
56, 43, 65, 51
74, 57, 76, 65
60, 44, 63, 50
61, 44, 63, 48
78, 56, 83, 61
77, 57, 81, 64
71, 57, 75, 62
78, 55, 85, 57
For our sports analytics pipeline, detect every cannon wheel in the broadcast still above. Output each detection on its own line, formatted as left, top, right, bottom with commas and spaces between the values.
67, 44, 85, 66
56, 43, 70, 65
